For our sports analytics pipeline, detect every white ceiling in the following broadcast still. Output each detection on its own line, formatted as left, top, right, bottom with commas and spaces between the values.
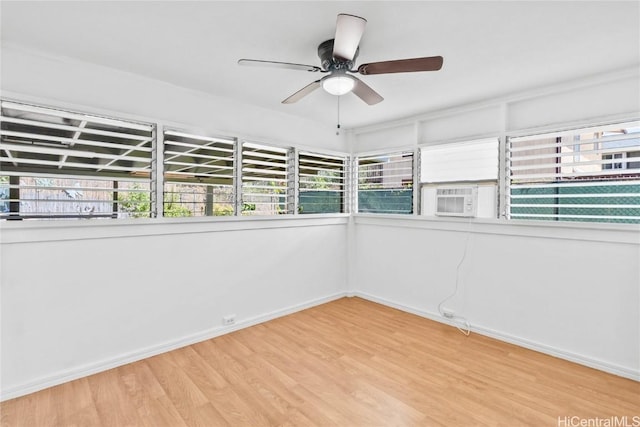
1, 1, 639, 129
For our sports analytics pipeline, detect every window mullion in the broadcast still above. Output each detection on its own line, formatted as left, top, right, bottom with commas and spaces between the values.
413, 147, 420, 215
290, 147, 299, 215
234, 139, 242, 216
152, 123, 162, 218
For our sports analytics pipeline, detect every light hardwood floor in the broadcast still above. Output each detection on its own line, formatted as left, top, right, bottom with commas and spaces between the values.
1, 297, 639, 426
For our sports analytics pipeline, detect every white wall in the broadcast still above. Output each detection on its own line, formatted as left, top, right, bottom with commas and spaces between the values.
0, 47, 352, 402
0, 216, 348, 399
349, 66, 640, 380
1, 44, 639, 403
0, 44, 345, 152
0, 45, 352, 400
351, 67, 639, 152
352, 216, 640, 379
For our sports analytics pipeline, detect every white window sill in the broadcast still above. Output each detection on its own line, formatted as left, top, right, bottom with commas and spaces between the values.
353, 213, 640, 245
0, 214, 350, 244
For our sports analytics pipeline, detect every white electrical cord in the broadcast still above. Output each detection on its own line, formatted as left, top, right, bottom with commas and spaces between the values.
437, 219, 472, 336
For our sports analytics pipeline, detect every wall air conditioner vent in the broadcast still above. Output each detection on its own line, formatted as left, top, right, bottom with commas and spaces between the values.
435, 186, 478, 217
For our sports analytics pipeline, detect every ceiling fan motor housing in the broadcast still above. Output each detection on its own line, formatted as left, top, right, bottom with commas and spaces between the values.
238, 13, 441, 106
318, 39, 358, 71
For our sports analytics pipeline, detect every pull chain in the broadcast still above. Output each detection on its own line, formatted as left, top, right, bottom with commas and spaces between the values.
336, 95, 341, 136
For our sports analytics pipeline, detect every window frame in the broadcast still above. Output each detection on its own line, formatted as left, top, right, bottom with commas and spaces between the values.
356, 150, 416, 215
0, 97, 352, 222
297, 150, 347, 214
505, 120, 640, 224
0, 99, 156, 220
162, 128, 236, 218
240, 141, 294, 216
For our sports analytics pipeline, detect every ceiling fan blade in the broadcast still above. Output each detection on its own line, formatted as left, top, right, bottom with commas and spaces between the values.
358, 56, 444, 75
238, 59, 321, 73
351, 77, 383, 105
282, 80, 322, 104
333, 14, 367, 61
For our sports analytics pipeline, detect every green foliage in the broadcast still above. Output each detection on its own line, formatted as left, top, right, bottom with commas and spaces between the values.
214, 204, 234, 216
242, 203, 256, 213
304, 171, 339, 190
163, 194, 192, 217
118, 185, 151, 218
119, 184, 193, 218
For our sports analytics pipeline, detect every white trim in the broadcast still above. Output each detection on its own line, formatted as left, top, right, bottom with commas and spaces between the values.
506, 115, 640, 140
352, 65, 639, 136
0, 214, 349, 244
0, 291, 348, 402
418, 134, 501, 149
353, 214, 640, 245
355, 145, 417, 159
352, 292, 640, 382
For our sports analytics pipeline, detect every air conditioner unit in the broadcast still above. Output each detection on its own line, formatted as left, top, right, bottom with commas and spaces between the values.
435, 186, 478, 217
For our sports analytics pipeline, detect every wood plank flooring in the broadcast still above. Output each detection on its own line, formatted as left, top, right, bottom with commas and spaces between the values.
1, 297, 639, 426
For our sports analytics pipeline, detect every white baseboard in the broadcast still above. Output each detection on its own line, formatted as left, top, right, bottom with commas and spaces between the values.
352, 291, 640, 382
1, 292, 347, 402
4, 289, 637, 401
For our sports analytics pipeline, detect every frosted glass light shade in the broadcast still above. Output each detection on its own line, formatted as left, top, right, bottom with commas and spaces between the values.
322, 75, 355, 96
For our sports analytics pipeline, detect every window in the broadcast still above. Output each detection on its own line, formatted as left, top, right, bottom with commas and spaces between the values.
298, 151, 346, 214
241, 142, 292, 215
603, 151, 640, 170
0, 100, 154, 220
420, 138, 499, 218
507, 122, 640, 224
420, 138, 499, 183
163, 130, 235, 217
357, 152, 413, 214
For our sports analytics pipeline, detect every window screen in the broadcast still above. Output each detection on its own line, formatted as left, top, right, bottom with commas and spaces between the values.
0, 100, 154, 219
420, 138, 499, 183
298, 151, 346, 214
241, 142, 291, 215
163, 130, 235, 217
357, 152, 414, 214
508, 121, 640, 224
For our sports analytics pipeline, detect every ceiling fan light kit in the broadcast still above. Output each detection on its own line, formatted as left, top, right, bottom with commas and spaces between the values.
322, 73, 355, 96
239, 13, 443, 105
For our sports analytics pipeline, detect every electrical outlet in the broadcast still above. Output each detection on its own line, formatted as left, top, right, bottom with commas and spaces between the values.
442, 308, 455, 319
222, 314, 236, 325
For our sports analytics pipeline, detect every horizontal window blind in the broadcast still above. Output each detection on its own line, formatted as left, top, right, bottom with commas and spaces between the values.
358, 151, 413, 214
298, 151, 345, 214
420, 138, 499, 183
508, 121, 640, 223
0, 100, 154, 219
241, 142, 291, 215
163, 130, 235, 217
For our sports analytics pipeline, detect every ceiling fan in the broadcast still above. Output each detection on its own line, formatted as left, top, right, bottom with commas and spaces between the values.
238, 14, 443, 106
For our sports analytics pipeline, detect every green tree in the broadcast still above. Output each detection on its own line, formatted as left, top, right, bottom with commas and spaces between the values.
214, 204, 234, 216
163, 193, 192, 217
119, 184, 192, 218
